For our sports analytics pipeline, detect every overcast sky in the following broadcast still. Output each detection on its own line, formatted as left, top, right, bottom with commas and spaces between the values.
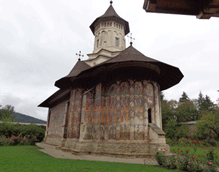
0, 0, 218, 121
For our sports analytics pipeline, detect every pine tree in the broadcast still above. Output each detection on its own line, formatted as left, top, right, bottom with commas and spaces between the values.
197, 92, 205, 112
179, 92, 189, 104
197, 92, 215, 113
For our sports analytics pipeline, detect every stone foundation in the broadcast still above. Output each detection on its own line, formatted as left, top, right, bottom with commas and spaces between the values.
45, 138, 170, 157
44, 137, 62, 146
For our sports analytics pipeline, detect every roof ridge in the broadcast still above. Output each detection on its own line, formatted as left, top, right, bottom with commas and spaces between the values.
66, 60, 91, 77
104, 45, 160, 64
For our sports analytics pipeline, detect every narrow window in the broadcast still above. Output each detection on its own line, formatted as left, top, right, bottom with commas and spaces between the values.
148, 108, 152, 123
97, 39, 99, 48
115, 38, 119, 47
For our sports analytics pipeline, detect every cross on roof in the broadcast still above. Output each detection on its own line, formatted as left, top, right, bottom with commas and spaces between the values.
76, 51, 84, 61
110, 1, 113, 5
127, 33, 135, 46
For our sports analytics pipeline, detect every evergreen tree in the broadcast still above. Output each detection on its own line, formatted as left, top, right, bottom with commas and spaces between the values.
204, 95, 214, 112
179, 92, 189, 104
197, 92, 215, 113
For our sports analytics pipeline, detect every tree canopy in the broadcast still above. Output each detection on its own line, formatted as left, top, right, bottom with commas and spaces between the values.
162, 91, 218, 127
0, 105, 15, 122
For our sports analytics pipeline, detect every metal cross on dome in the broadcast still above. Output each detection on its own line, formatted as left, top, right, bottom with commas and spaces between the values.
76, 51, 84, 61
127, 33, 135, 46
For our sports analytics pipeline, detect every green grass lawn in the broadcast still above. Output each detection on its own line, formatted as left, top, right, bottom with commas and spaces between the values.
0, 146, 174, 172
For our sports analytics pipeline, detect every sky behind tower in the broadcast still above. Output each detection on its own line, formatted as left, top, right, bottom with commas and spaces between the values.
0, 0, 218, 121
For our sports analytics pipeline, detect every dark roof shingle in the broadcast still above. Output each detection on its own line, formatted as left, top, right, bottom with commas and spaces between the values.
90, 4, 130, 35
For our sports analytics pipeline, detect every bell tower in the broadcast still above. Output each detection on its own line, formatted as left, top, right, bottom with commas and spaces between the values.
85, 2, 130, 67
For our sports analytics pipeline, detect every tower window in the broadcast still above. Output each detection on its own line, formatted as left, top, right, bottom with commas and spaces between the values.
97, 39, 99, 48
148, 108, 152, 123
115, 38, 119, 47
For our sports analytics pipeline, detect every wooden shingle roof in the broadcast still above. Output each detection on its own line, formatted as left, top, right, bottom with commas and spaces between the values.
55, 45, 183, 91
90, 4, 130, 35
143, 0, 219, 19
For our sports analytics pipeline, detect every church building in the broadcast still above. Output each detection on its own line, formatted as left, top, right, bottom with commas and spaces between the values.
39, 2, 183, 156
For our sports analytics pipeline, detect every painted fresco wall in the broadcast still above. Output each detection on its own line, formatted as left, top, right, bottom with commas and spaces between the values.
66, 89, 83, 139
47, 101, 67, 138
81, 80, 161, 141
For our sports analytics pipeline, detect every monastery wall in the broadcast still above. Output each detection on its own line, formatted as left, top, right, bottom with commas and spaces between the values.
80, 79, 161, 142
46, 101, 67, 140
44, 80, 167, 153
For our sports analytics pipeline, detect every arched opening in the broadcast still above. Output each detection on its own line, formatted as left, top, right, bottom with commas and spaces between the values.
148, 108, 152, 123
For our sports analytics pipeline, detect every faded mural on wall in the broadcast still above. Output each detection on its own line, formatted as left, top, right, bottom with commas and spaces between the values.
47, 101, 66, 138
81, 79, 160, 141
46, 80, 160, 141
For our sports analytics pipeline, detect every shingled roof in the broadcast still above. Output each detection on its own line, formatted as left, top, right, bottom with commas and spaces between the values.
66, 60, 90, 78
55, 45, 183, 91
103, 45, 184, 90
104, 44, 158, 64
90, 4, 130, 35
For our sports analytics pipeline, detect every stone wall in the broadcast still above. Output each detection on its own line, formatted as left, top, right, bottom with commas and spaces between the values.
45, 79, 168, 155
66, 89, 83, 139
47, 101, 67, 138
80, 79, 161, 142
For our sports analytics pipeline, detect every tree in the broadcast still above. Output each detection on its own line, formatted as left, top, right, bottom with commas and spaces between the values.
197, 92, 204, 110
164, 119, 177, 139
196, 111, 219, 139
176, 100, 199, 122
0, 105, 15, 122
179, 92, 190, 104
160, 91, 165, 102
162, 99, 177, 127
197, 92, 215, 113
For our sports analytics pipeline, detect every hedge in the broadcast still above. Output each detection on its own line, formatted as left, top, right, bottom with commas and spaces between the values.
0, 122, 46, 142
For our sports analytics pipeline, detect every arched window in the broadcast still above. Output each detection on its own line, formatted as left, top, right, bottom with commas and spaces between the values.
148, 108, 152, 123
115, 38, 119, 47
97, 39, 99, 48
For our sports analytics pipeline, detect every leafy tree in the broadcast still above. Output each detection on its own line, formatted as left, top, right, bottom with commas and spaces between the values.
179, 92, 189, 104
176, 124, 189, 139
196, 111, 219, 139
176, 100, 199, 122
0, 105, 15, 122
164, 119, 177, 139
162, 99, 177, 127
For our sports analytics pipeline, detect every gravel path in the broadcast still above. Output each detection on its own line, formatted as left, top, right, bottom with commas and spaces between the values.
36, 143, 158, 165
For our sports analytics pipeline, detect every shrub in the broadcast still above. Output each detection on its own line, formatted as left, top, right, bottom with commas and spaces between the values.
164, 119, 177, 139
155, 150, 177, 169
0, 135, 37, 146
0, 122, 45, 142
177, 138, 192, 146
155, 151, 166, 166
176, 155, 189, 171
176, 124, 189, 139
166, 138, 175, 146
156, 140, 219, 172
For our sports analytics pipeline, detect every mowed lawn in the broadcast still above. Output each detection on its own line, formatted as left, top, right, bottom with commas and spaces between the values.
0, 146, 174, 172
